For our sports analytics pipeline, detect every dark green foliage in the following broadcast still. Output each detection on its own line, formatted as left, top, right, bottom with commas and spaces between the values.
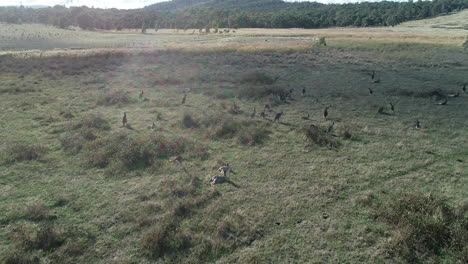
0, 142, 46, 163
1, 0, 466, 30
375, 193, 468, 263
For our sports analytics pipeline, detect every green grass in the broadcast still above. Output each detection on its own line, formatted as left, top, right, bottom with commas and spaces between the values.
0, 33, 467, 263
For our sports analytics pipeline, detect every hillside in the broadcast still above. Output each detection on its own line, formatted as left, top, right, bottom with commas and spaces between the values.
397, 9, 468, 31
145, 0, 294, 12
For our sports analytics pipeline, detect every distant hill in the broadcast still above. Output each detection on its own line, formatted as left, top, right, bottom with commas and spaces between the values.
145, 0, 299, 12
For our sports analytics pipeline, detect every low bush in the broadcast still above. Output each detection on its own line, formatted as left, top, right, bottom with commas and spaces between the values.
60, 114, 109, 152
200, 115, 270, 145
96, 90, 131, 106
0, 142, 46, 164
72, 113, 110, 130
301, 125, 340, 149
181, 113, 199, 129
237, 124, 270, 146
22, 203, 55, 222
84, 132, 206, 174
236, 85, 288, 100
374, 192, 468, 263
240, 71, 278, 85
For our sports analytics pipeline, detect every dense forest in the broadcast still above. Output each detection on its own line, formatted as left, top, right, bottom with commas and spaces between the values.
0, 0, 467, 30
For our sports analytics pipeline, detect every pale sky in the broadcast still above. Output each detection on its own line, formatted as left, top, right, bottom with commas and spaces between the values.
0, 0, 405, 9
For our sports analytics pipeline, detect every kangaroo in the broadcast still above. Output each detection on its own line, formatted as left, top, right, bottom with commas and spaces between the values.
147, 122, 156, 130
324, 107, 329, 120
389, 102, 395, 113
139, 90, 144, 99
122, 112, 127, 127
210, 175, 239, 188
327, 121, 335, 134
412, 120, 421, 129
218, 163, 236, 177
274, 111, 284, 123
250, 107, 256, 118
181, 93, 187, 104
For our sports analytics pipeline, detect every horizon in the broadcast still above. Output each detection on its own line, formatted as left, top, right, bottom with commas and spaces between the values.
0, 0, 409, 10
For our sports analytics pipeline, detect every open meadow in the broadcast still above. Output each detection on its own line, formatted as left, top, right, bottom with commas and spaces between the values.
0, 16, 467, 264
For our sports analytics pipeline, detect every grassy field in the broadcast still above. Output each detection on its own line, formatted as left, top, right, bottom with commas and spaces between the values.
1, 10, 468, 53
0, 17, 467, 264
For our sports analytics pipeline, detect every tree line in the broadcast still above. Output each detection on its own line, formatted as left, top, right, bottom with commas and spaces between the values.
0, 0, 467, 30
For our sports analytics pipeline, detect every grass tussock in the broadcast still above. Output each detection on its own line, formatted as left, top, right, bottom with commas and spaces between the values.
375, 192, 468, 263
237, 85, 288, 100
0, 86, 36, 94
140, 189, 220, 259
72, 113, 110, 130
181, 113, 200, 129
201, 115, 270, 145
0, 142, 46, 164
21, 203, 56, 222
153, 76, 183, 86
240, 71, 278, 85
1, 222, 94, 264
139, 181, 260, 262
84, 132, 207, 174
301, 125, 340, 149
389, 88, 446, 98
60, 113, 109, 152
96, 90, 132, 106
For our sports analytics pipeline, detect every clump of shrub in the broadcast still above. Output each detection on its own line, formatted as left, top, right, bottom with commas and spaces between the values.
21, 203, 56, 222
60, 113, 109, 152
0, 142, 46, 164
301, 125, 340, 149
240, 71, 278, 85
140, 218, 191, 258
237, 125, 270, 146
200, 115, 270, 145
1, 222, 94, 264
73, 113, 110, 130
374, 192, 468, 263
153, 76, 183, 86
85, 132, 205, 174
389, 88, 445, 99
7, 223, 64, 253
318, 36, 327, 46
96, 90, 131, 106
181, 113, 199, 129
236, 85, 289, 101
